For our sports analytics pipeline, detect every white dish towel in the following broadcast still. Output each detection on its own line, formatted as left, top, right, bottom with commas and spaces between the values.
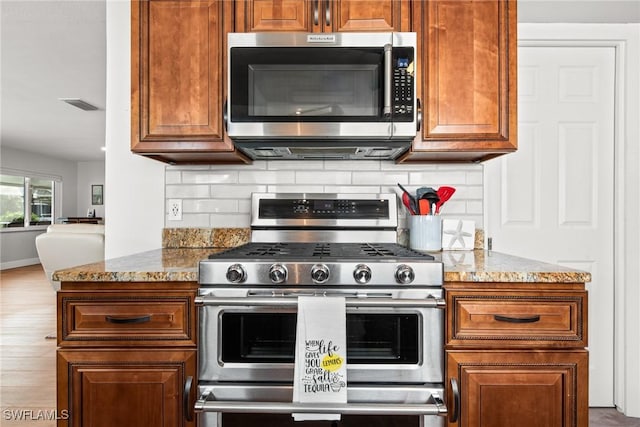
292, 296, 347, 421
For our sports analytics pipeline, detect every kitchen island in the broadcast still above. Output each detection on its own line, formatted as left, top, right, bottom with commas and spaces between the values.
53, 243, 589, 427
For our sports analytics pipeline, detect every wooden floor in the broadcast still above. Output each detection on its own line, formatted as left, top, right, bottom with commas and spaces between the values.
1, 264, 57, 427
1, 265, 639, 427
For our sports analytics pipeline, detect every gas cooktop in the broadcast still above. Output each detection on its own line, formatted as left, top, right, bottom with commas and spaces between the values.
208, 242, 435, 262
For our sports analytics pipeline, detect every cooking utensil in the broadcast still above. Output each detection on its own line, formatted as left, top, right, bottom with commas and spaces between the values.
416, 187, 439, 215
435, 186, 456, 214
402, 192, 416, 215
397, 183, 417, 214
416, 187, 437, 200
418, 199, 430, 215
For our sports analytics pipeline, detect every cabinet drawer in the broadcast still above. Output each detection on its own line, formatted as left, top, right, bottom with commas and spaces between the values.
447, 291, 587, 348
59, 292, 196, 347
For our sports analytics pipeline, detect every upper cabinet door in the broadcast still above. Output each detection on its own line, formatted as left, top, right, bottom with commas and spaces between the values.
236, 0, 313, 32
132, 0, 248, 164
400, 0, 517, 163
330, 0, 410, 32
236, 0, 410, 33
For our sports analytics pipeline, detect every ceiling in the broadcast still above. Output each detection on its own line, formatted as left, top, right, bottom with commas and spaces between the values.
1, 1, 106, 162
1, 0, 638, 163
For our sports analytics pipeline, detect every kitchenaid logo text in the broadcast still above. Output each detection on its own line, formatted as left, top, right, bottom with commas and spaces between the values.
307, 34, 336, 43
3, 409, 69, 421
302, 339, 345, 393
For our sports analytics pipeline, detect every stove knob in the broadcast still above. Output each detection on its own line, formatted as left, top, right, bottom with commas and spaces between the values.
311, 264, 330, 284
353, 264, 372, 284
226, 264, 246, 283
395, 264, 415, 285
269, 264, 288, 284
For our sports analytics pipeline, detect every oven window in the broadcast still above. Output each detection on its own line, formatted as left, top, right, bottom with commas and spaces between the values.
222, 313, 297, 363
221, 313, 419, 364
230, 47, 384, 122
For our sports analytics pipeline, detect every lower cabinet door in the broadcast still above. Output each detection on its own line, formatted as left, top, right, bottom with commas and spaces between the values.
447, 350, 588, 427
57, 350, 196, 427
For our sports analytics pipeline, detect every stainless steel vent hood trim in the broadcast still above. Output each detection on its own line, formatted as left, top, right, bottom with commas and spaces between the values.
234, 140, 410, 160
226, 122, 417, 140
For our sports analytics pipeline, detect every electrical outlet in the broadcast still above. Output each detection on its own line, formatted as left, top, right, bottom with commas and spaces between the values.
168, 199, 182, 221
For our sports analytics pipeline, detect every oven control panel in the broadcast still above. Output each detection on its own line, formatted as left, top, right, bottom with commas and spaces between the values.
200, 260, 443, 287
259, 198, 390, 219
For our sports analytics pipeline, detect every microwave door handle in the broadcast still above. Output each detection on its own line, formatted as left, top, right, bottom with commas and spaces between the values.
383, 43, 392, 117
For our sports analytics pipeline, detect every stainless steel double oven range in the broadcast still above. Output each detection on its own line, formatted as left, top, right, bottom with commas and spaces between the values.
196, 193, 451, 427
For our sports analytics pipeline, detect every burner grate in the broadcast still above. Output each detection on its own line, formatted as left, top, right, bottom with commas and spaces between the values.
360, 243, 397, 257
312, 243, 332, 257
210, 242, 433, 261
243, 243, 293, 257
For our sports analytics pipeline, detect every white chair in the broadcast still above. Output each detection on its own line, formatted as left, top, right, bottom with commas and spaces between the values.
35, 224, 105, 291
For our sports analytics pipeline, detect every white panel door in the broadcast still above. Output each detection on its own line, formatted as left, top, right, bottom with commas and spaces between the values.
485, 46, 615, 406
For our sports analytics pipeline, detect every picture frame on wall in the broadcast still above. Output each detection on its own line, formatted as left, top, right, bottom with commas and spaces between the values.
91, 185, 103, 205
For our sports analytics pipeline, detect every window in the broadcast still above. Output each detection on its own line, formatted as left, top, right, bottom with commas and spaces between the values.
0, 173, 55, 229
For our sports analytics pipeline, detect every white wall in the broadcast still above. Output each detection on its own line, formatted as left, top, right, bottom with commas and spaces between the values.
104, 0, 164, 259
77, 161, 105, 219
0, 146, 78, 268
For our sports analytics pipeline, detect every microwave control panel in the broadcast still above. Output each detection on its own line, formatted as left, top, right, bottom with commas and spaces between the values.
392, 47, 415, 121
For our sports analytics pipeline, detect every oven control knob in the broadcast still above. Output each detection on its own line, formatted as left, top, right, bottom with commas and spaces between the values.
395, 264, 415, 285
353, 264, 372, 284
269, 264, 288, 284
226, 264, 246, 283
311, 264, 330, 284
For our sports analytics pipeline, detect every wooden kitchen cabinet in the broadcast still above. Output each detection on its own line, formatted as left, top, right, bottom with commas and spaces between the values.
56, 283, 198, 427
447, 350, 588, 427
58, 291, 196, 347
399, 0, 518, 163
57, 349, 196, 427
131, 0, 250, 164
235, 0, 411, 33
445, 284, 589, 427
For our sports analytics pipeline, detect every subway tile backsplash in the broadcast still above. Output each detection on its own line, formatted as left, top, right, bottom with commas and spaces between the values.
165, 161, 484, 230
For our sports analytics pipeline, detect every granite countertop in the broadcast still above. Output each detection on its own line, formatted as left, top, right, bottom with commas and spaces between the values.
53, 248, 591, 284
436, 250, 591, 283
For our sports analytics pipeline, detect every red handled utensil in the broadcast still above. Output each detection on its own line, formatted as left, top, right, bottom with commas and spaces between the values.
397, 183, 418, 214
435, 186, 456, 214
402, 192, 416, 215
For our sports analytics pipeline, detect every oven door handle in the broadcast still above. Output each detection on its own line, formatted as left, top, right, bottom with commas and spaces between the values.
194, 393, 447, 416
195, 296, 445, 308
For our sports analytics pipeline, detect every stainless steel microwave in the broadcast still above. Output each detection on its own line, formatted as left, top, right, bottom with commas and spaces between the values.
226, 32, 419, 160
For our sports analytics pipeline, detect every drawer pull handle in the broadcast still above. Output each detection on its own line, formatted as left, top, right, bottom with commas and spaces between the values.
494, 314, 541, 324
105, 315, 151, 324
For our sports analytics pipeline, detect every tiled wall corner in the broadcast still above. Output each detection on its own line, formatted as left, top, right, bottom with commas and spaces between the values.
164, 160, 484, 231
